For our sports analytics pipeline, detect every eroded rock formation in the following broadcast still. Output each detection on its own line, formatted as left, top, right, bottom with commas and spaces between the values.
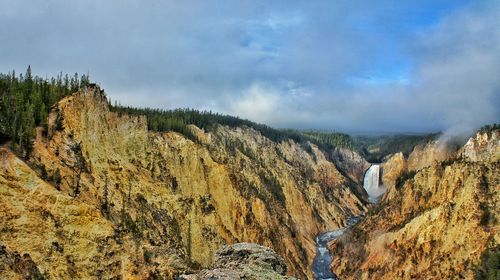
179, 243, 296, 280
0, 87, 366, 279
329, 129, 500, 279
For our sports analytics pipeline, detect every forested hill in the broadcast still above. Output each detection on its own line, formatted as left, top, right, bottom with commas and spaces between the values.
0, 67, 353, 156
0, 67, 89, 153
353, 133, 439, 163
110, 105, 354, 150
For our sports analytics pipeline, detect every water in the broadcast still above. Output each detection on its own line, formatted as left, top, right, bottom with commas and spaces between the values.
363, 164, 385, 203
312, 217, 360, 280
312, 165, 385, 279
312, 164, 385, 280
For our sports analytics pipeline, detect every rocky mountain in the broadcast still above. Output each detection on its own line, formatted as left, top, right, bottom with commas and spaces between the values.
0, 87, 366, 279
1, 85, 498, 280
329, 129, 499, 279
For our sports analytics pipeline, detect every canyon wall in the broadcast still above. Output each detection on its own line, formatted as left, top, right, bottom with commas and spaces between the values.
330, 129, 499, 279
0, 87, 365, 279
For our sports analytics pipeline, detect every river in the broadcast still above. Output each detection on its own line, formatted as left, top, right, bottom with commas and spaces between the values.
312, 164, 384, 279
312, 217, 360, 280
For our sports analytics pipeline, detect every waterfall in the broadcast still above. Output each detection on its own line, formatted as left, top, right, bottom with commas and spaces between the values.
363, 164, 385, 202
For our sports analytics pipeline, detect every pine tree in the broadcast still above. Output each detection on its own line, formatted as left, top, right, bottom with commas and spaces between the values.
0, 66, 88, 154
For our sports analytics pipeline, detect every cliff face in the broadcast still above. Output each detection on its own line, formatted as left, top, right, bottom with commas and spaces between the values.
329, 130, 500, 279
381, 140, 457, 201
462, 130, 500, 163
406, 140, 455, 171
0, 88, 365, 279
380, 152, 406, 201
330, 147, 370, 185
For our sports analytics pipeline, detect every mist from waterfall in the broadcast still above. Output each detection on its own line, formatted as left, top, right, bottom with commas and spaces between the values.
363, 164, 385, 202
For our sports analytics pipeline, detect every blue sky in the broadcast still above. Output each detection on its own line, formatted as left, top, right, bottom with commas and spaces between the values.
0, 0, 498, 134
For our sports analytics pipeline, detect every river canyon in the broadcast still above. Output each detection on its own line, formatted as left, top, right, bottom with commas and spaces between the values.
0, 87, 498, 279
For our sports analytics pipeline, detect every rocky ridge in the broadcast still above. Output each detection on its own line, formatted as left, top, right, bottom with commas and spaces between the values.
179, 243, 296, 279
329, 129, 500, 279
0, 87, 366, 279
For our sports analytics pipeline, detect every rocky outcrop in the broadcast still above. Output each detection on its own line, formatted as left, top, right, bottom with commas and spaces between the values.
330, 147, 370, 185
0, 146, 117, 279
329, 147, 371, 201
381, 138, 460, 201
461, 130, 500, 163
329, 129, 500, 279
381, 153, 405, 188
0, 245, 44, 280
380, 152, 406, 201
179, 243, 296, 280
407, 140, 455, 171
0, 87, 365, 279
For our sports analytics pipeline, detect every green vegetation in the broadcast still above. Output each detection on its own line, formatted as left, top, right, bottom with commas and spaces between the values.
143, 250, 154, 264
395, 170, 417, 190
479, 203, 492, 227
199, 194, 216, 214
301, 130, 354, 150
1, 67, 451, 161
1, 67, 354, 158
440, 157, 459, 168
70, 142, 87, 197
111, 105, 354, 150
0, 66, 89, 154
111, 105, 297, 143
259, 172, 286, 207
353, 133, 438, 163
478, 123, 500, 136
475, 245, 500, 280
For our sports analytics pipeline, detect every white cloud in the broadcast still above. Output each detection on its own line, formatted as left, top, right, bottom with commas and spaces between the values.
228, 83, 281, 123
0, 0, 498, 134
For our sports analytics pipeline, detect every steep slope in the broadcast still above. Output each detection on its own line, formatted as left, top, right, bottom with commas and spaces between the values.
0, 147, 115, 279
329, 147, 370, 200
329, 129, 499, 279
0, 87, 365, 279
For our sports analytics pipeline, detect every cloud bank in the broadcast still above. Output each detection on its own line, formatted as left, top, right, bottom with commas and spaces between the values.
0, 0, 498, 134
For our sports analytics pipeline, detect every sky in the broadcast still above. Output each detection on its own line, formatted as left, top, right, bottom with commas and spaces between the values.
0, 0, 499, 134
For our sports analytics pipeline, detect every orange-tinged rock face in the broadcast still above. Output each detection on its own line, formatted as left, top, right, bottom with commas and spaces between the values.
381, 152, 406, 201
0, 147, 117, 279
328, 130, 500, 280
407, 140, 455, 171
381, 152, 406, 188
1, 88, 366, 279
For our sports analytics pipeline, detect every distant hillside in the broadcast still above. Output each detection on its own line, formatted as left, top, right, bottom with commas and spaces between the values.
1, 67, 353, 158
110, 105, 355, 151
353, 133, 439, 163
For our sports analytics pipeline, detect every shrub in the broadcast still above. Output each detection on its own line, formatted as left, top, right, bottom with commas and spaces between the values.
395, 170, 417, 190
52, 168, 61, 186
259, 173, 286, 207
143, 250, 154, 264
475, 245, 500, 280
479, 203, 491, 227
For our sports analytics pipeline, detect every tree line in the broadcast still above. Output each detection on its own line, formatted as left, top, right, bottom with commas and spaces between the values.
0, 66, 353, 156
0, 66, 89, 154
111, 105, 354, 150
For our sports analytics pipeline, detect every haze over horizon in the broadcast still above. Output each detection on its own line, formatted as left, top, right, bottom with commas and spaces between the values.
1, 0, 499, 134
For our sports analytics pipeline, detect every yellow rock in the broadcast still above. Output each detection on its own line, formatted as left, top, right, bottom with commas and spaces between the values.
329, 130, 500, 279
1, 88, 365, 279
